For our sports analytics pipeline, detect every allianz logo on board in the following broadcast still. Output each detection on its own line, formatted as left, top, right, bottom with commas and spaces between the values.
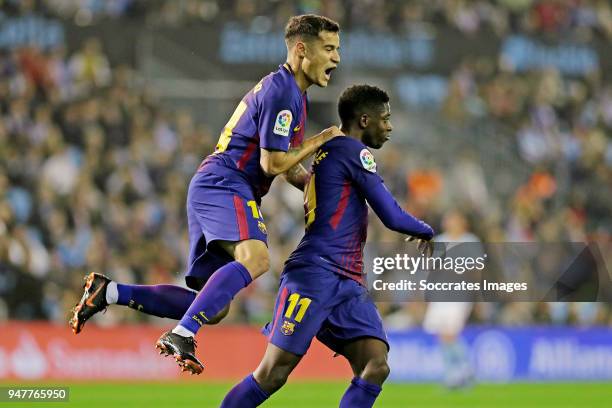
472, 330, 516, 382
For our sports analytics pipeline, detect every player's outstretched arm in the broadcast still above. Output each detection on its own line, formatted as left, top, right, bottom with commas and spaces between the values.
365, 181, 434, 240
260, 126, 343, 176
282, 163, 309, 190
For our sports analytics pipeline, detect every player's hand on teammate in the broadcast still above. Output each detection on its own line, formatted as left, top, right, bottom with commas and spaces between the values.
322, 125, 344, 141
406, 236, 434, 257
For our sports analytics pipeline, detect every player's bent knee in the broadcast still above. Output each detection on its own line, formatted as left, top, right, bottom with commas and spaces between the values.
265, 369, 289, 391
239, 253, 270, 277
254, 253, 270, 275
254, 365, 291, 393
241, 254, 269, 278
362, 358, 391, 384
234, 241, 270, 278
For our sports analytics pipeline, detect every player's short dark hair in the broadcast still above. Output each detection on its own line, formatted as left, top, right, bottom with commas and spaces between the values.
285, 14, 340, 44
338, 85, 390, 127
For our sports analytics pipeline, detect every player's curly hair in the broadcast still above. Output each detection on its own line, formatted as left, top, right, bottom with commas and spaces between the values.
338, 85, 390, 127
285, 14, 340, 44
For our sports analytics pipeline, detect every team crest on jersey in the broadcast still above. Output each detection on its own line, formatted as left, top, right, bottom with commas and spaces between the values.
280, 320, 295, 336
360, 149, 377, 172
274, 110, 292, 137
258, 221, 267, 234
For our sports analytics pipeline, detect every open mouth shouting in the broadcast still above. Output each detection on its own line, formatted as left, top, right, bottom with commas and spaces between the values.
324, 66, 337, 81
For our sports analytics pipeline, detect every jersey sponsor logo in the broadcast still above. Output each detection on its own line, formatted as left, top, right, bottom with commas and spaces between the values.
273, 110, 293, 137
280, 320, 295, 336
359, 149, 377, 172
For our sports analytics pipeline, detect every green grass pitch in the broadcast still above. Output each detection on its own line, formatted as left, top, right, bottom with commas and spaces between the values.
2, 382, 611, 407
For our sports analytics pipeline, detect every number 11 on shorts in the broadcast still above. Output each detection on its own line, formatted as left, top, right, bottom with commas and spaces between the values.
284, 293, 311, 322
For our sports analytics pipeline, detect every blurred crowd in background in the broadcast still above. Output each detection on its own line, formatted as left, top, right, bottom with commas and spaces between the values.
0, 0, 610, 329
11, 0, 612, 39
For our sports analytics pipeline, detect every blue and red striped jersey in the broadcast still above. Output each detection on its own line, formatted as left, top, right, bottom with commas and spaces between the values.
286, 136, 384, 285
199, 64, 307, 202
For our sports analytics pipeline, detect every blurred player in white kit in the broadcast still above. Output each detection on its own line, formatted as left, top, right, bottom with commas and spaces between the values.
423, 210, 482, 389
